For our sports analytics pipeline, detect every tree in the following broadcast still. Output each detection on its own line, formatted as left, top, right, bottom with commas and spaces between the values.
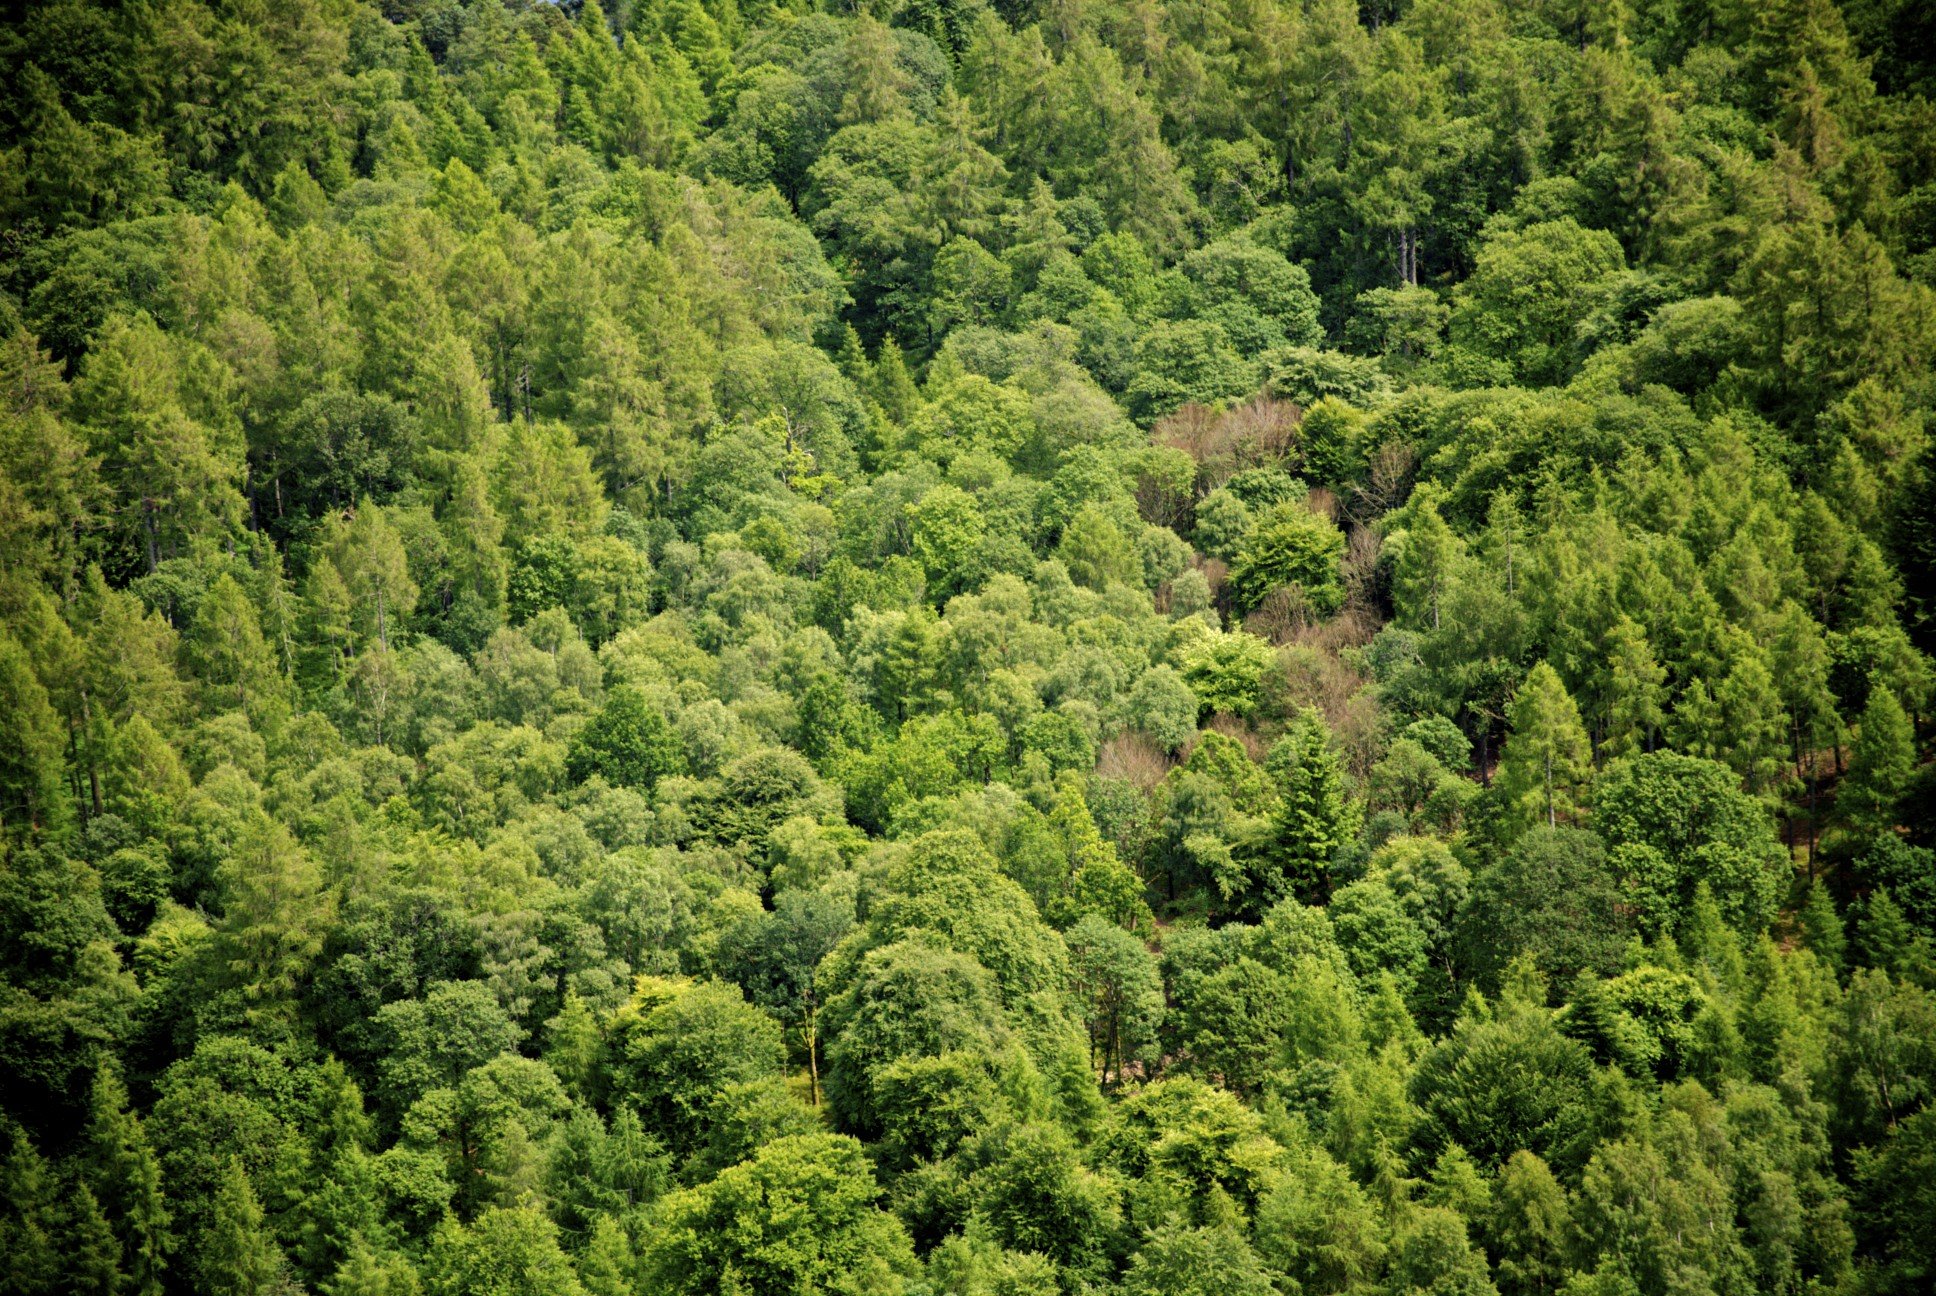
328, 503, 419, 652
1855, 1107, 1936, 1296
1065, 914, 1163, 1085
184, 575, 284, 720
216, 815, 335, 1019
1602, 617, 1667, 761
1122, 1223, 1276, 1296
1497, 662, 1592, 831
1410, 975, 1595, 1169
1447, 219, 1627, 384
1594, 752, 1790, 935
425, 1203, 585, 1296
1843, 685, 1914, 842
1125, 665, 1199, 752
639, 1134, 917, 1296
1256, 710, 1361, 905
906, 484, 988, 598
713, 888, 855, 1105
1490, 1150, 1572, 1296
72, 313, 244, 572
608, 977, 786, 1147
967, 1121, 1121, 1276
822, 939, 1006, 1139
1459, 827, 1628, 989
86, 1062, 172, 1296
1175, 627, 1277, 718
0, 629, 69, 836
1392, 488, 1466, 633
1226, 502, 1346, 619
201, 1159, 287, 1296
567, 686, 685, 789
375, 980, 524, 1118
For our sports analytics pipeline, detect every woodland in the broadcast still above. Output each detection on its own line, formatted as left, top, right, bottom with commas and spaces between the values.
2, 0, 1936, 1294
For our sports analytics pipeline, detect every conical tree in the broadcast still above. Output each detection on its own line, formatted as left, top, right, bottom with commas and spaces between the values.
0, 629, 70, 837
87, 1062, 171, 1296
184, 574, 285, 719
1602, 616, 1665, 760
1841, 684, 1914, 842
1258, 709, 1360, 905
1497, 662, 1591, 830
201, 1159, 286, 1296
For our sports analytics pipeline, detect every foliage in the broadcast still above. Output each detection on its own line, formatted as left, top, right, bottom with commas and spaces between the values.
0, 2, 1930, 1294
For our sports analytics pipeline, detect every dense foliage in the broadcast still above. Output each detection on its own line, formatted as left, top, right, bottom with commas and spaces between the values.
2, 0, 1935, 1293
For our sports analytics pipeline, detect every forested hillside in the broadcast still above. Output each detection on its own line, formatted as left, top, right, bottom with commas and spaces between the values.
2, 0, 1935, 1293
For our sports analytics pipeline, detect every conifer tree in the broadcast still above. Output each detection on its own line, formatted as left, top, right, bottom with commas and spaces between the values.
1603, 616, 1666, 760
87, 1062, 171, 1296
1842, 685, 1914, 841
1259, 710, 1360, 904
201, 1160, 286, 1296
1497, 662, 1592, 830
1798, 883, 1846, 975
0, 628, 70, 836
184, 574, 284, 719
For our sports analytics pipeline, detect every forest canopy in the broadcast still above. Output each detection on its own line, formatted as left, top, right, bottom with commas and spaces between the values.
2, 0, 1936, 1294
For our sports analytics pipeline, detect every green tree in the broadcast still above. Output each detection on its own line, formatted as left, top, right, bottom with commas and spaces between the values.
1594, 753, 1789, 935
1124, 666, 1199, 753
1842, 685, 1915, 842
1122, 1223, 1276, 1296
1256, 710, 1361, 905
639, 1134, 917, 1296
1497, 662, 1592, 831
1459, 827, 1628, 989
1065, 914, 1163, 1085
184, 575, 284, 720
1447, 219, 1627, 384
1490, 1150, 1572, 1296
201, 1159, 286, 1296
1226, 502, 1346, 619
0, 629, 69, 836
426, 1203, 584, 1296
72, 313, 244, 572
568, 685, 684, 790
216, 815, 335, 1019
608, 977, 786, 1147
86, 1062, 172, 1296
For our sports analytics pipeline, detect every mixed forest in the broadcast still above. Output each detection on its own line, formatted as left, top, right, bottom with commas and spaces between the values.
3, 0, 1936, 1293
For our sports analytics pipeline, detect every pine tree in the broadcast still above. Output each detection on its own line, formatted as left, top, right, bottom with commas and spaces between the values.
323, 1236, 421, 1296
577, 1216, 637, 1296
67, 1183, 126, 1296
1798, 884, 1846, 974
1489, 1150, 1572, 1296
871, 337, 919, 426
1717, 646, 1792, 796
1855, 889, 1921, 979
1393, 487, 1465, 632
1842, 685, 1914, 841
184, 574, 284, 719
216, 815, 335, 1016
1047, 770, 1153, 934
1259, 710, 1360, 904
1, 1127, 60, 1293
71, 313, 244, 573
1603, 616, 1666, 760
201, 1160, 286, 1296
1669, 677, 1725, 761
87, 1062, 171, 1296
328, 503, 418, 653
0, 628, 71, 837
1497, 662, 1591, 830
